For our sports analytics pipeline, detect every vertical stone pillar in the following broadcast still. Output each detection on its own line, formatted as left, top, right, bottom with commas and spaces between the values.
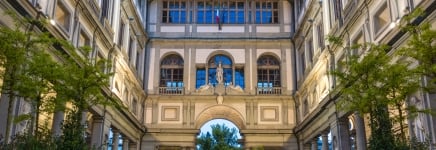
112, 129, 120, 150
354, 112, 367, 150
311, 138, 318, 150
123, 138, 129, 150
321, 131, 329, 150
51, 110, 64, 137
330, 118, 350, 150
90, 116, 111, 149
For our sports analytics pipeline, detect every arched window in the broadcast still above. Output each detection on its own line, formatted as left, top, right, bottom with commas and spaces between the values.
160, 54, 184, 89
208, 55, 233, 86
196, 55, 244, 89
257, 55, 280, 94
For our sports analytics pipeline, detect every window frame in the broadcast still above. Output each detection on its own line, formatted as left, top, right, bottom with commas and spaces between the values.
53, 1, 72, 34
162, 0, 187, 24
257, 55, 281, 88
372, 2, 391, 37
254, 0, 279, 24
159, 54, 184, 88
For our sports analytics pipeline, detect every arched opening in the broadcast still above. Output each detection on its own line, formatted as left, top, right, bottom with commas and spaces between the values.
197, 119, 242, 149
257, 55, 281, 94
159, 54, 184, 94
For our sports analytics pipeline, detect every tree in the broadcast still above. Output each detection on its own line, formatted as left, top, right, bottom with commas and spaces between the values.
0, 11, 65, 143
197, 124, 241, 150
328, 35, 420, 149
398, 8, 436, 92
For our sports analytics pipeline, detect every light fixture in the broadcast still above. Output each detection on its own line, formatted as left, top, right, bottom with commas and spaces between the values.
50, 19, 56, 25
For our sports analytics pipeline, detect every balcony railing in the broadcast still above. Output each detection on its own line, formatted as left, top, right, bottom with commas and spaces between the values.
256, 87, 282, 95
158, 87, 184, 95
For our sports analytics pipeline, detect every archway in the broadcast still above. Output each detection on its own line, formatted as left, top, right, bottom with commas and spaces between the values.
195, 105, 245, 130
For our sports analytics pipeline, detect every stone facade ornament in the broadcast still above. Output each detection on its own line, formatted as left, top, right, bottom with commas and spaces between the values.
216, 62, 223, 84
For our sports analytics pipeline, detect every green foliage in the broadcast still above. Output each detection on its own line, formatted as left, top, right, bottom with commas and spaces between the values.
56, 108, 88, 150
0, 10, 115, 148
197, 124, 241, 150
329, 33, 419, 149
398, 8, 436, 92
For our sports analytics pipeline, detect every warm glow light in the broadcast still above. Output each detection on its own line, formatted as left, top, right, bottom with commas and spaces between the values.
50, 19, 56, 25
389, 22, 397, 29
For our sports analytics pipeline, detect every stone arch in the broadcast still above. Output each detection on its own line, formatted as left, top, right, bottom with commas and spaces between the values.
160, 52, 184, 65
257, 52, 281, 61
205, 50, 235, 64
195, 105, 245, 130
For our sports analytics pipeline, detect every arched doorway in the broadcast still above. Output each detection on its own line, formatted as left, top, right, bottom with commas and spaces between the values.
197, 119, 242, 149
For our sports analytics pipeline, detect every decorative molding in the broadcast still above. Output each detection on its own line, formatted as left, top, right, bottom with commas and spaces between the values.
260, 106, 279, 121
161, 106, 180, 121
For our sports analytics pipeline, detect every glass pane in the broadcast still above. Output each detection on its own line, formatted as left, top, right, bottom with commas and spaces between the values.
208, 68, 217, 86
235, 69, 244, 88
196, 69, 206, 88
198, 11, 204, 23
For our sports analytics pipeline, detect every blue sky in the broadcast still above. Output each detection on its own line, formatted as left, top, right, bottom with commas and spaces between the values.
198, 119, 242, 139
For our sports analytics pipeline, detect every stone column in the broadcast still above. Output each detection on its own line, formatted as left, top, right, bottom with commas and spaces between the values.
51, 110, 64, 137
321, 131, 329, 150
330, 118, 350, 150
311, 138, 318, 150
122, 138, 129, 150
112, 129, 120, 150
354, 112, 367, 150
90, 116, 111, 149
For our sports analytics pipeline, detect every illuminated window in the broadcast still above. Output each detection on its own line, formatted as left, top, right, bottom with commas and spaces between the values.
54, 2, 71, 32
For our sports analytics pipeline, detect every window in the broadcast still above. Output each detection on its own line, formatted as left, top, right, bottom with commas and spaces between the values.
208, 55, 233, 86
118, 21, 125, 47
235, 68, 244, 88
307, 38, 313, 63
317, 23, 324, 50
160, 54, 184, 88
196, 68, 206, 88
136, 51, 141, 71
197, 0, 245, 24
300, 51, 306, 74
257, 55, 281, 88
54, 2, 71, 32
373, 3, 390, 35
220, 1, 245, 24
197, 0, 219, 24
351, 31, 365, 56
77, 30, 90, 47
162, 0, 187, 23
132, 98, 137, 115
100, 0, 110, 19
255, 1, 279, 24
128, 38, 135, 62
329, 0, 342, 26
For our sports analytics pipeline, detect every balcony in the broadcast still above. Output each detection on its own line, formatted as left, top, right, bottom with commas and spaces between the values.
256, 87, 282, 95
158, 87, 184, 95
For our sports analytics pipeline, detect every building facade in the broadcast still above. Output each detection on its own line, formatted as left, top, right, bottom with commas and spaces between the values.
0, 0, 435, 150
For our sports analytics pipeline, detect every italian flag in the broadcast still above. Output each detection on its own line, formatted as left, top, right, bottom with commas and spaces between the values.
216, 9, 222, 30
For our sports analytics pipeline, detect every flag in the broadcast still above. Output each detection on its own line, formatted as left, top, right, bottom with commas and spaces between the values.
216, 9, 222, 30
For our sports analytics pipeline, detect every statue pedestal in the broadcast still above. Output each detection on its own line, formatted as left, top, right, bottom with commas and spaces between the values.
215, 83, 225, 95
215, 83, 225, 104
